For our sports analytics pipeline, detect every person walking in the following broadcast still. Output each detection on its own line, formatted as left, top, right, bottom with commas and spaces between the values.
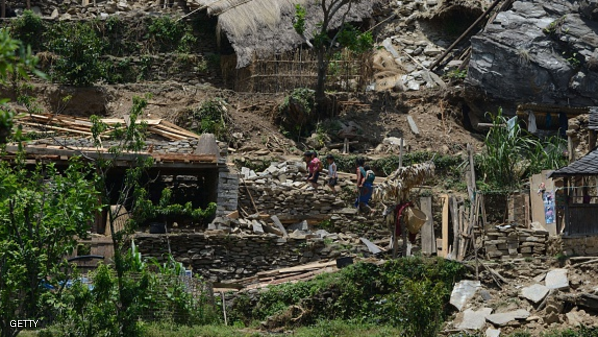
305, 151, 321, 190
326, 154, 338, 193
354, 158, 374, 214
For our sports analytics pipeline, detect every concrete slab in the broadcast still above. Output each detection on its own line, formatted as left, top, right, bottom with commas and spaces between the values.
545, 268, 569, 290
360, 238, 382, 255
450, 280, 481, 311
486, 309, 530, 327
521, 284, 550, 304
456, 308, 493, 330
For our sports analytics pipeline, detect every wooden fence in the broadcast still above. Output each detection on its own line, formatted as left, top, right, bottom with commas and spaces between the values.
221, 47, 373, 93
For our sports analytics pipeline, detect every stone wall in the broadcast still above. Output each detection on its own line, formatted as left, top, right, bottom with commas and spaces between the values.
134, 233, 360, 282
484, 226, 548, 260
548, 235, 598, 256
216, 167, 239, 217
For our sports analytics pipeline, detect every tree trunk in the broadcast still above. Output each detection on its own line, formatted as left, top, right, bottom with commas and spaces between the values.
315, 49, 327, 114
1, 0, 5, 18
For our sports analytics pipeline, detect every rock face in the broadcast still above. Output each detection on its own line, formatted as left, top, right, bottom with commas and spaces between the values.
468, 0, 598, 107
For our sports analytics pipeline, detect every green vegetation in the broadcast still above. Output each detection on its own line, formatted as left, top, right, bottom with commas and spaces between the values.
133, 187, 217, 224
6, 11, 211, 86
148, 16, 197, 53
477, 108, 567, 191
191, 98, 231, 141
45, 22, 107, 86
39, 252, 217, 337
11, 10, 44, 51
278, 88, 316, 139
229, 257, 466, 336
293, 1, 374, 108
0, 159, 99, 337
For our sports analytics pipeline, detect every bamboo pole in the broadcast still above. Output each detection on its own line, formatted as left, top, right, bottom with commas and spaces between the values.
430, 0, 504, 71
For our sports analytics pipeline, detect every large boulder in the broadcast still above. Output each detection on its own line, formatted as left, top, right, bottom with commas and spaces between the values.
467, 0, 598, 108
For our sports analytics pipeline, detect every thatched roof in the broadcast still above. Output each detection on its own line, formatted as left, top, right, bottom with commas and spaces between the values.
197, 0, 379, 68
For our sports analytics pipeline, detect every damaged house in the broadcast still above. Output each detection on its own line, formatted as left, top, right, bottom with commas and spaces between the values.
190, 0, 381, 92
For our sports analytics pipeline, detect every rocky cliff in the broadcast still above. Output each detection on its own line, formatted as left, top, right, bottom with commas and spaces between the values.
467, 0, 598, 108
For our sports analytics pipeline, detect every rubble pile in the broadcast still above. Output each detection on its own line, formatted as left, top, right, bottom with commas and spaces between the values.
239, 161, 350, 216
372, 0, 489, 92
484, 225, 548, 260
449, 258, 598, 334
11, 0, 184, 20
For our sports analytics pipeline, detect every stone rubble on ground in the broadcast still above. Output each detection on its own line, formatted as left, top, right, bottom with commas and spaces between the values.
450, 280, 481, 311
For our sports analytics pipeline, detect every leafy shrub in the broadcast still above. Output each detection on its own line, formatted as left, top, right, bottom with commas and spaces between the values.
387, 279, 446, 337
46, 250, 217, 337
277, 88, 316, 139
45, 22, 107, 86
11, 10, 44, 51
230, 257, 466, 328
148, 16, 196, 53
192, 98, 231, 141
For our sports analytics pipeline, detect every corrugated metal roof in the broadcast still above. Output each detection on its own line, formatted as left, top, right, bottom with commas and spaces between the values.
590, 106, 598, 130
550, 147, 598, 177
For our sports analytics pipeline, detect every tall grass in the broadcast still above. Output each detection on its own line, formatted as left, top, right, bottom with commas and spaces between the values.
479, 108, 567, 190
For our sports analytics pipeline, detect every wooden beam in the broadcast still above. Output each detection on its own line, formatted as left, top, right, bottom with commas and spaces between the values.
441, 194, 449, 258
430, 0, 504, 70
420, 196, 435, 255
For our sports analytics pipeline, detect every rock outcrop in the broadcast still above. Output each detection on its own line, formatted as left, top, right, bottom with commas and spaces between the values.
468, 0, 598, 107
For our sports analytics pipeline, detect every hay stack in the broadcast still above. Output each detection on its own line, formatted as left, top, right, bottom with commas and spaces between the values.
373, 162, 435, 204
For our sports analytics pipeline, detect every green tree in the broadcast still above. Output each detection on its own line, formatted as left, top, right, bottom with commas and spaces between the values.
293, 0, 373, 110
0, 159, 100, 337
0, 28, 43, 143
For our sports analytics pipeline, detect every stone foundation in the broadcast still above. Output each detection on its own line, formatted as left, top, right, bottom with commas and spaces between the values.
548, 235, 598, 256
484, 226, 548, 260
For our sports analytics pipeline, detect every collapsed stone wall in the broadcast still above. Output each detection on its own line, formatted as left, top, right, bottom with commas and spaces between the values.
484, 225, 548, 260
239, 161, 348, 216
134, 233, 371, 282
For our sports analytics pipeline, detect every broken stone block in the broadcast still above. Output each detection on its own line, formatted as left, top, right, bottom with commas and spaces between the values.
456, 308, 493, 330
486, 327, 501, 337
486, 309, 530, 327
521, 284, 549, 304
251, 220, 264, 234
450, 280, 481, 311
545, 268, 569, 290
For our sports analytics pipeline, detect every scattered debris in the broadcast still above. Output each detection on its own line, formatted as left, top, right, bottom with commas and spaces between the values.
450, 280, 481, 311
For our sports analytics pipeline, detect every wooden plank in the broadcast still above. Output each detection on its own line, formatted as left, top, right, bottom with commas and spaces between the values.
154, 123, 199, 139
160, 120, 201, 139
436, 238, 443, 256
16, 121, 94, 136
450, 196, 459, 260
147, 126, 187, 141
420, 196, 435, 255
441, 194, 449, 258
